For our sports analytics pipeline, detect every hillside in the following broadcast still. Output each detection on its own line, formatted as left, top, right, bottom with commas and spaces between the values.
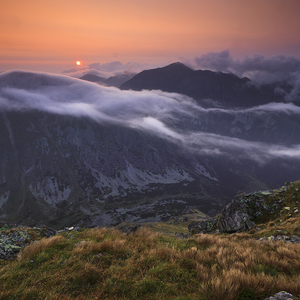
1, 181, 300, 299
1, 70, 300, 228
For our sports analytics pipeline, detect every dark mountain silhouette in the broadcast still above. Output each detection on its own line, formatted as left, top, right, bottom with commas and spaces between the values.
79, 74, 106, 83
120, 62, 286, 107
79, 73, 136, 88
104, 73, 136, 87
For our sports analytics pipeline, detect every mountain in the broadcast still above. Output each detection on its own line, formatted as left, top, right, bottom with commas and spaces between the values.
0, 70, 300, 229
104, 73, 136, 87
80, 73, 136, 88
79, 74, 106, 83
0, 108, 256, 228
120, 62, 288, 107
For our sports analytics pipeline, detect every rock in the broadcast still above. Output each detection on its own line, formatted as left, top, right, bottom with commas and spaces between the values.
276, 235, 290, 241
58, 226, 80, 233
175, 232, 191, 239
291, 235, 300, 242
264, 291, 296, 300
0, 223, 56, 260
182, 206, 195, 214
188, 189, 289, 235
188, 197, 256, 234
206, 209, 219, 217
254, 235, 300, 244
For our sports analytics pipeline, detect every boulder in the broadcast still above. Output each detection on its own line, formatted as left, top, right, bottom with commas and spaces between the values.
264, 291, 297, 300
188, 189, 286, 234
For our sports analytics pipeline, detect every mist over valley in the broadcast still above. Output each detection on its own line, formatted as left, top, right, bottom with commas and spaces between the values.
0, 59, 300, 228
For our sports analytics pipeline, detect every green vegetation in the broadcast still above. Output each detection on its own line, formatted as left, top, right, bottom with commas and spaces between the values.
0, 224, 300, 299
1, 181, 300, 299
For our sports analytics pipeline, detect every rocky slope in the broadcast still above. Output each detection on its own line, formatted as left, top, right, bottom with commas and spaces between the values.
0, 70, 300, 228
188, 180, 300, 235
1, 180, 300, 299
0, 222, 56, 260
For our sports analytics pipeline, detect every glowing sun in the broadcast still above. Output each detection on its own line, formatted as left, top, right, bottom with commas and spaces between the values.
76, 60, 81, 66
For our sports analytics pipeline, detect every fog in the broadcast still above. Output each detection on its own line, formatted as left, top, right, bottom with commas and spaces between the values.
194, 50, 300, 102
1, 70, 300, 164
62, 61, 159, 79
61, 51, 300, 103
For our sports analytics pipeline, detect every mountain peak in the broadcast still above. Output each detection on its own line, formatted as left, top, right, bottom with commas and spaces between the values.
163, 62, 193, 70
120, 62, 284, 107
79, 74, 106, 83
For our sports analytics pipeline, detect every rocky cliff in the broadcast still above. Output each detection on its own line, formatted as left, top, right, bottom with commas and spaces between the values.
189, 181, 300, 234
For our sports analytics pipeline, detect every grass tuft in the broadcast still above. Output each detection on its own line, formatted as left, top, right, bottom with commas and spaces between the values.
17, 235, 65, 260
1, 226, 300, 299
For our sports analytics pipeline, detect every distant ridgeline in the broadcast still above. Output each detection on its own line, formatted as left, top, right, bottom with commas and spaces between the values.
120, 62, 294, 107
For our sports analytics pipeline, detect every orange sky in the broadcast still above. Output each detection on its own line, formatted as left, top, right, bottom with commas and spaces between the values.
1, 0, 300, 72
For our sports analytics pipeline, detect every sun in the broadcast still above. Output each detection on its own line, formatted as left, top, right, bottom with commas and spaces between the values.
76, 60, 81, 66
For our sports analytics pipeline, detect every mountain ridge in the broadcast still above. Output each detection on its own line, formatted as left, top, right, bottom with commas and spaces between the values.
79, 72, 136, 87
120, 62, 288, 107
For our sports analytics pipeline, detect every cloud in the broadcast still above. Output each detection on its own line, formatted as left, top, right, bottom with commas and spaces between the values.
194, 50, 234, 73
62, 61, 159, 79
195, 50, 300, 79
88, 61, 124, 72
1, 70, 300, 165
194, 50, 300, 102
185, 132, 300, 164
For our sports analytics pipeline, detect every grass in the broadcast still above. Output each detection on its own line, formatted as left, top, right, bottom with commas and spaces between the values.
1, 226, 300, 300
2, 180, 300, 299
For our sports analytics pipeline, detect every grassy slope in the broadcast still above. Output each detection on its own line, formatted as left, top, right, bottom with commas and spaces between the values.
1, 182, 300, 299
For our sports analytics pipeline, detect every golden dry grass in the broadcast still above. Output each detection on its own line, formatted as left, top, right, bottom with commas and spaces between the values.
1, 227, 300, 299
17, 235, 65, 260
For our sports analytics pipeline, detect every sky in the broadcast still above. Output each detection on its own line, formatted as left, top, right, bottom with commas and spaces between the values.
1, 0, 300, 73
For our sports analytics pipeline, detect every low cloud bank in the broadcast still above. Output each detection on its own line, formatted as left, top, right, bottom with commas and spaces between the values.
62, 52, 300, 102
194, 50, 300, 102
1, 70, 300, 164
62, 61, 160, 79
